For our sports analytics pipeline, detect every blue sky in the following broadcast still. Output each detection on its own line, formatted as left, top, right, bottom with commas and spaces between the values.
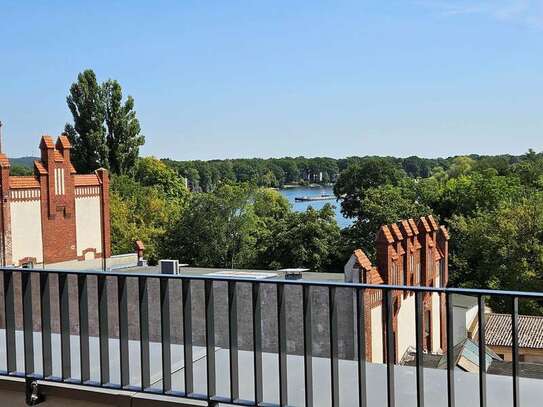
1, 0, 542, 160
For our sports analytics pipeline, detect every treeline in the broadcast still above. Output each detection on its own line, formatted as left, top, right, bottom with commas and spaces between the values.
162, 154, 523, 192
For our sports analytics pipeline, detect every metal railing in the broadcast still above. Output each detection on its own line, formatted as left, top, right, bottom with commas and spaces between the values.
0, 266, 542, 407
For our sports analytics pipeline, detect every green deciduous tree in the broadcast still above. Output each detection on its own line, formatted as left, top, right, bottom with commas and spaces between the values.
65, 70, 144, 175
65, 70, 107, 172
334, 157, 406, 219
104, 79, 145, 175
449, 193, 543, 314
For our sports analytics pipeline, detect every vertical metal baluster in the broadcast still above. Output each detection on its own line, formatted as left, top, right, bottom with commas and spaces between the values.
78, 275, 89, 384
139, 277, 150, 391
118, 276, 129, 388
183, 279, 194, 394
160, 278, 171, 394
356, 289, 367, 407
446, 292, 455, 407
4, 271, 16, 373
478, 295, 487, 407
228, 281, 239, 402
253, 282, 263, 406
384, 289, 395, 407
329, 287, 339, 407
98, 275, 110, 385
22, 272, 34, 376
511, 297, 519, 407
205, 281, 216, 401
59, 273, 71, 380
40, 273, 52, 379
277, 283, 288, 406
415, 291, 425, 407
303, 285, 313, 407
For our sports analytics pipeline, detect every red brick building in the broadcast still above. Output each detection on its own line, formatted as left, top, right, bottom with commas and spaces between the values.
0, 135, 111, 268
345, 215, 449, 362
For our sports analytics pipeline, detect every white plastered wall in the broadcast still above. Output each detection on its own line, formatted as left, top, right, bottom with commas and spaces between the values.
397, 294, 416, 360
371, 304, 384, 363
10, 198, 44, 264
75, 195, 102, 257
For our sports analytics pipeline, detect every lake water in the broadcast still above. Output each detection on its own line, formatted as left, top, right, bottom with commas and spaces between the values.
279, 185, 352, 228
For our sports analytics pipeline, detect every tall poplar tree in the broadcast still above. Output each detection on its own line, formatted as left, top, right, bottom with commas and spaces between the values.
103, 80, 145, 175
65, 70, 144, 174
65, 70, 108, 172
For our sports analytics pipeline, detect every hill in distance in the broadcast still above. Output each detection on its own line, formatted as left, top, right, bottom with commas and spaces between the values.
10, 157, 39, 168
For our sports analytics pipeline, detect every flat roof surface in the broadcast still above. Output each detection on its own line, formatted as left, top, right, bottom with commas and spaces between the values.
116, 265, 345, 282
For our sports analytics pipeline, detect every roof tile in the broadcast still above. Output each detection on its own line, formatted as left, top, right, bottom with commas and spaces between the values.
74, 174, 101, 187
353, 249, 373, 271
10, 176, 40, 189
486, 313, 543, 349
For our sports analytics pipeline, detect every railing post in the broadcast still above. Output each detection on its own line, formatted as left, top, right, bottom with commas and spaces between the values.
118, 276, 130, 388
205, 281, 216, 402
228, 281, 239, 402
98, 275, 110, 385
59, 273, 71, 380
4, 270, 16, 374
40, 273, 52, 379
415, 291, 425, 407
303, 285, 313, 407
138, 276, 150, 391
478, 295, 487, 407
160, 278, 172, 394
329, 286, 339, 407
356, 288, 367, 407
183, 279, 194, 394
277, 283, 288, 406
384, 289, 395, 407
512, 297, 519, 407
78, 275, 90, 384
252, 282, 263, 406
446, 292, 455, 407
22, 271, 35, 376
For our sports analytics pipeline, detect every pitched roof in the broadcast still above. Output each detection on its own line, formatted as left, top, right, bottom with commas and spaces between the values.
40, 135, 55, 149
399, 220, 413, 237
377, 225, 395, 244
427, 215, 439, 230
418, 216, 432, 233
390, 223, 404, 241
34, 160, 47, 175
56, 135, 72, 149
486, 313, 543, 349
408, 218, 419, 235
74, 174, 101, 187
10, 176, 40, 189
353, 249, 373, 271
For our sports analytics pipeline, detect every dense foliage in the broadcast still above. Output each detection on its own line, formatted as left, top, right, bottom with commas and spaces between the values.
65, 70, 145, 174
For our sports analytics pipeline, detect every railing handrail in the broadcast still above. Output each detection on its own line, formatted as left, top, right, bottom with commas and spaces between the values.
2, 266, 542, 299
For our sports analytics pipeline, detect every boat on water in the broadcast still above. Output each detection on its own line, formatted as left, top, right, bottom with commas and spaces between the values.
294, 194, 336, 202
